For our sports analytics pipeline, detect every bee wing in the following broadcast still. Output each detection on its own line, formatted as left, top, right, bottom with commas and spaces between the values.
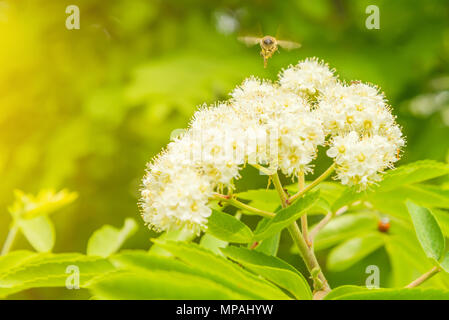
277, 40, 301, 50
238, 36, 261, 47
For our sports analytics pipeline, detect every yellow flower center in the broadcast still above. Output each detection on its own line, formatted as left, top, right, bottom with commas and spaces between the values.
289, 154, 298, 163
364, 120, 372, 129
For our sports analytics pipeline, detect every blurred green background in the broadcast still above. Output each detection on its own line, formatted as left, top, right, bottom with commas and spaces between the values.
1, 0, 449, 298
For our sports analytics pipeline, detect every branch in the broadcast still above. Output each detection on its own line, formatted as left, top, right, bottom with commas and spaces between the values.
250, 163, 276, 176
309, 206, 348, 244
1, 224, 19, 256
269, 172, 331, 294
270, 172, 288, 206
287, 163, 336, 205
309, 212, 333, 243
298, 171, 311, 247
212, 193, 275, 218
405, 266, 440, 288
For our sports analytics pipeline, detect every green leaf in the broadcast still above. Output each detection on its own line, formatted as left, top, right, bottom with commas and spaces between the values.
255, 233, 280, 256
327, 233, 384, 272
377, 160, 449, 191
309, 197, 331, 215
0, 251, 115, 298
152, 240, 290, 299
251, 217, 280, 256
87, 218, 138, 258
313, 213, 378, 251
110, 250, 274, 299
331, 186, 363, 212
386, 237, 429, 287
287, 182, 342, 215
365, 192, 410, 220
384, 218, 448, 288
89, 271, 250, 299
206, 209, 253, 243
199, 233, 228, 255
313, 182, 345, 207
433, 209, 449, 238
439, 252, 449, 273
0, 251, 36, 274
365, 184, 449, 223
17, 215, 55, 253
236, 188, 280, 213
237, 189, 280, 205
406, 200, 445, 261
149, 227, 196, 256
221, 246, 312, 300
240, 186, 331, 215
111, 251, 196, 274
253, 190, 320, 241
401, 185, 449, 209
324, 285, 449, 300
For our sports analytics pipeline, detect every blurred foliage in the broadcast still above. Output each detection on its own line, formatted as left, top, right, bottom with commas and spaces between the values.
8, 189, 78, 220
1, 0, 449, 298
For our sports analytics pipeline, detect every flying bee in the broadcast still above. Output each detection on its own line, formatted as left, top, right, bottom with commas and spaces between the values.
238, 35, 301, 68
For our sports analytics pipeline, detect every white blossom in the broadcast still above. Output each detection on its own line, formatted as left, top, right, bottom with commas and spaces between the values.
279, 58, 337, 97
317, 81, 397, 137
140, 139, 214, 233
327, 131, 401, 189
140, 57, 405, 232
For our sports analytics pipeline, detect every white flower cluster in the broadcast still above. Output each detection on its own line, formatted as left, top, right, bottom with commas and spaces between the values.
279, 58, 336, 96
319, 82, 405, 187
140, 58, 405, 233
326, 132, 400, 187
229, 77, 325, 176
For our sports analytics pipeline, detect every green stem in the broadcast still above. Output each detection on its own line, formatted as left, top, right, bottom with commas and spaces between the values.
270, 172, 330, 294
298, 172, 311, 247
212, 193, 275, 218
287, 223, 330, 292
1, 223, 19, 256
251, 163, 276, 176
270, 172, 288, 206
405, 266, 440, 288
309, 211, 334, 243
287, 163, 336, 205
